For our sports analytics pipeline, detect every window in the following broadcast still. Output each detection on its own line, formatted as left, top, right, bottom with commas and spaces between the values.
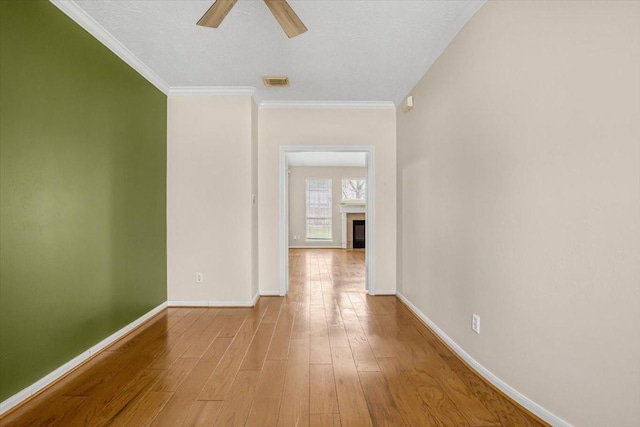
306, 178, 332, 240
342, 178, 366, 203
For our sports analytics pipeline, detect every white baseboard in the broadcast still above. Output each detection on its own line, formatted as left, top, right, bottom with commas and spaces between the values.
395, 292, 571, 427
251, 291, 260, 306
288, 246, 343, 249
167, 296, 259, 308
0, 302, 167, 415
259, 290, 282, 297
372, 289, 396, 296
167, 300, 209, 307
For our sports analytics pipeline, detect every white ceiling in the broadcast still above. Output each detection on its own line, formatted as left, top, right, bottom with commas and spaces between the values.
287, 152, 366, 168
70, 0, 484, 105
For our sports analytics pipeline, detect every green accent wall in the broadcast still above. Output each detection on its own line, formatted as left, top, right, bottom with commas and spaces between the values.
0, 1, 167, 401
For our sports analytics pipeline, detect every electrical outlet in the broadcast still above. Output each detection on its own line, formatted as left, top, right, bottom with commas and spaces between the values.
472, 314, 480, 334
196, 272, 203, 283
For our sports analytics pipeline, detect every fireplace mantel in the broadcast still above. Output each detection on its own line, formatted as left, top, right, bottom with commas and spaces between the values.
338, 203, 366, 215
339, 203, 366, 248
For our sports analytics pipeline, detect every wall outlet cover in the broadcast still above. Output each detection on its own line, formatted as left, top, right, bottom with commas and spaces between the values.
472, 314, 480, 334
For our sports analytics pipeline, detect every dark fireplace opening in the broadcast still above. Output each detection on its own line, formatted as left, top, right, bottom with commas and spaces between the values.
353, 220, 365, 249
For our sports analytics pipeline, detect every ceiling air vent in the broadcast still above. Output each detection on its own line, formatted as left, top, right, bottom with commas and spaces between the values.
263, 76, 290, 87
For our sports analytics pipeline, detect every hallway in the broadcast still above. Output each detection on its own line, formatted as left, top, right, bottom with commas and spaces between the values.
2, 249, 545, 426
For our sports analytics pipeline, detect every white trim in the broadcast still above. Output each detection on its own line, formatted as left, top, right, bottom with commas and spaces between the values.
208, 300, 256, 307
167, 299, 259, 307
166, 300, 209, 307
365, 148, 375, 295
49, 0, 169, 94
167, 86, 257, 97
338, 204, 366, 214
374, 290, 396, 296
280, 145, 376, 296
251, 291, 260, 306
259, 290, 282, 297
289, 246, 343, 249
279, 149, 290, 297
0, 302, 167, 415
260, 101, 395, 110
395, 0, 486, 106
396, 292, 572, 427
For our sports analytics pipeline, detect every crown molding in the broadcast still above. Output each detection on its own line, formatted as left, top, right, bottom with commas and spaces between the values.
259, 100, 396, 110
49, 0, 170, 94
167, 86, 257, 98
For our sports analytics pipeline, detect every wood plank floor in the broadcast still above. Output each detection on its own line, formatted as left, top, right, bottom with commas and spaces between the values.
1, 249, 546, 426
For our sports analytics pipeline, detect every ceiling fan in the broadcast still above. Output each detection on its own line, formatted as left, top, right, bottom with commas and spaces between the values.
197, 0, 308, 38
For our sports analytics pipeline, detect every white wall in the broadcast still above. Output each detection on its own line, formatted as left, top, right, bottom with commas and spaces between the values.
396, 1, 640, 426
168, 95, 256, 304
288, 166, 367, 248
259, 108, 396, 294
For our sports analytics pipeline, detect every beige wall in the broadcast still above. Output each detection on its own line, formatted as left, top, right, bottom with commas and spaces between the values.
168, 95, 256, 303
396, 1, 640, 426
288, 166, 367, 248
259, 109, 396, 294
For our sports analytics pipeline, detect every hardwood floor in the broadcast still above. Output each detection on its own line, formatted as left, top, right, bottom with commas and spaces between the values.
1, 249, 546, 426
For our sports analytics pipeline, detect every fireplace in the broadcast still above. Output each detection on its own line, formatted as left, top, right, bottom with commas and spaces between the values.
353, 220, 365, 249
338, 203, 365, 249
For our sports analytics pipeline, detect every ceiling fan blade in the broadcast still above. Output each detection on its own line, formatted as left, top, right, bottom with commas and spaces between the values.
263, 0, 308, 38
197, 0, 238, 28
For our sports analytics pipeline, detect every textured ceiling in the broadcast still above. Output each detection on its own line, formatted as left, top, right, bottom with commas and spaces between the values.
72, 0, 483, 104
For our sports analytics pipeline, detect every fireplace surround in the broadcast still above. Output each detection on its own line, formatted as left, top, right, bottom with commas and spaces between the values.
338, 203, 366, 249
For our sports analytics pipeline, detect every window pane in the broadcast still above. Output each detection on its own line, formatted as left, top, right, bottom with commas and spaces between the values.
306, 179, 332, 240
306, 218, 332, 239
342, 178, 366, 201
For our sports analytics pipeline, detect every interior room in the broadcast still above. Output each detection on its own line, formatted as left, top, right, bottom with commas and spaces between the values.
286, 151, 369, 327
1, 1, 638, 426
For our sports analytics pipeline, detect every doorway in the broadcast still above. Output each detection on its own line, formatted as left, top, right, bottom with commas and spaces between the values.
279, 145, 375, 296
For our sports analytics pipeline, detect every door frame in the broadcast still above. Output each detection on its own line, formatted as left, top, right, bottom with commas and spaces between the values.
279, 145, 376, 296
